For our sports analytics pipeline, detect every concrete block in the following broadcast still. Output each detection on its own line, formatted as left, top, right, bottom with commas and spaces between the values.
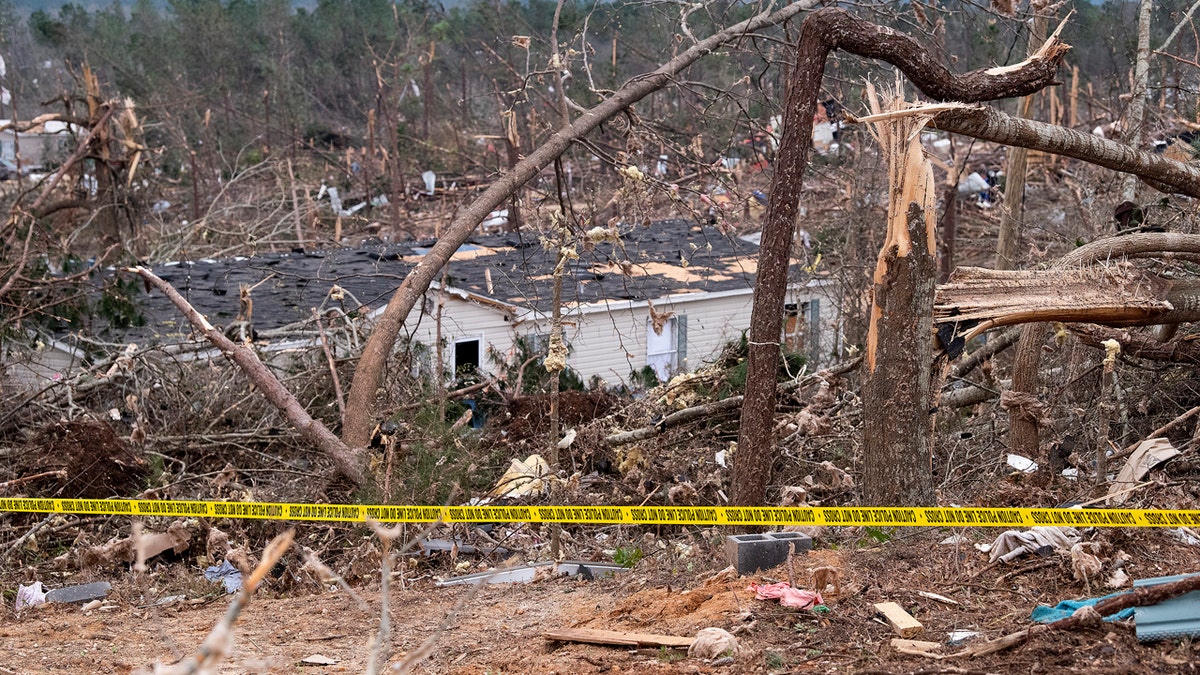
724, 531, 812, 574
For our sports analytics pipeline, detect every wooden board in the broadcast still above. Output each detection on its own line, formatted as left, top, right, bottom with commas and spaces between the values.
544, 628, 694, 648
890, 638, 941, 652
874, 602, 924, 638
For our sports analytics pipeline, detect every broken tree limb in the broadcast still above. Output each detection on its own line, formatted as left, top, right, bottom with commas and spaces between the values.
928, 105, 1200, 198
1070, 324, 1200, 365
945, 572, 1200, 659
935, 265, 1200, 342
130, 267, 367, 484
605, 359, 860, 446
940, 383, 1004, 409
340, 0, 824, 450
735, 6, 1067, 507
950, 328, 1021, 380
1007, 233, 1200, 466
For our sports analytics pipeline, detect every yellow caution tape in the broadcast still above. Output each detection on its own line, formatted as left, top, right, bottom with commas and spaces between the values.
1, 498, 1199, 527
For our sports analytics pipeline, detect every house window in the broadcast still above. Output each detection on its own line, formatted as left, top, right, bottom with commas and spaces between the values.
647, 315, 687, 381
783, 300, 820, 360
453, 337, 481, 375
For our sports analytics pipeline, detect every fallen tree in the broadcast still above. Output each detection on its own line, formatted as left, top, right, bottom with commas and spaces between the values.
338, 0, 824, 452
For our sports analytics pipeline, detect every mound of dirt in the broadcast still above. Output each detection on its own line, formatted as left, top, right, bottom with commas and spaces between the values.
491, 390, 622, 443
26, 418, 148, 498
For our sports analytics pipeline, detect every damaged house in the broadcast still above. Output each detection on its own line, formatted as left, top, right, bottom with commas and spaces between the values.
11, 219, 836, 389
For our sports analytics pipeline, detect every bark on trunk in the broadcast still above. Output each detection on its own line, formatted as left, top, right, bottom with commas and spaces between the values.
861, 204, 938, 505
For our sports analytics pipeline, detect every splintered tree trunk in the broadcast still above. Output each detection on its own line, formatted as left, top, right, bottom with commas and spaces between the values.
862, 204, 938, 504
860, 93, 939, 506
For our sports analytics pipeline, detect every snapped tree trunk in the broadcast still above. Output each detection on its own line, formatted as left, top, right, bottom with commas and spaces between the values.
732, 7, 1068, 506
859, 90, 939, 506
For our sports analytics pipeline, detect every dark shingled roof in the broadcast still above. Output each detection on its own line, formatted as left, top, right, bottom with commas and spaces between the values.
79, 218, 777, 345
454, 218, 760, 311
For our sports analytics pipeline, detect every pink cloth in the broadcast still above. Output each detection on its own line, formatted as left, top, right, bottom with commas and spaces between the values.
747, 581, 823, 609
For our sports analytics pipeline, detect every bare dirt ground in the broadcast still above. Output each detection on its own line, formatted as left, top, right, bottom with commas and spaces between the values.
3, 528, 1198, 674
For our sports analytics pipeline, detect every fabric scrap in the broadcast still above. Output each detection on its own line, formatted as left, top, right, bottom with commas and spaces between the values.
204, 560, 244, 594
15, 582, 46, 610
1031, 592, 1134, 624
989, 526, 1080, 564
747, 581, 823, 609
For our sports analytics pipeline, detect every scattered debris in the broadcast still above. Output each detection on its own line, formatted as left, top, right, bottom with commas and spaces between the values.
891, 638, 942, 656
1109, 438, 1179, 504
81, 520, 193, 567
747, 581, 823, 609
988, 526, 1079, 563
1031, 593, 1135, 623
1107, 568, 1131, 589
1006, 453, 1038, 473
417, 538, 508, 557
205, 560, 244, 594
47, 581, 111, 604
687, 627, 739, 660
1070, 542, 1104, 592
946, 629, 981, 645
434, 560, 628, 586
81, 599, 102, 611
811, 566, 842, 598
15, 582, 46, 610
1169, 527, 1200, 546
488, 454, 558, 498
544, 628, 693, 649
724, 531, 812, 574
874, 601, 924, 637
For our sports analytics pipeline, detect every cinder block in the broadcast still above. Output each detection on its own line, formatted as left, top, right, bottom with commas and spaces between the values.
724, 531, 812, 574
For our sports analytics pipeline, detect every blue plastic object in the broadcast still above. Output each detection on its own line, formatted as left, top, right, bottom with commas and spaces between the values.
1031, 593, 1135, 624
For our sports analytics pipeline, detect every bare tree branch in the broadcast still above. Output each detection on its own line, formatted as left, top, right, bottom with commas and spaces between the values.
131, 267, 367, 483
